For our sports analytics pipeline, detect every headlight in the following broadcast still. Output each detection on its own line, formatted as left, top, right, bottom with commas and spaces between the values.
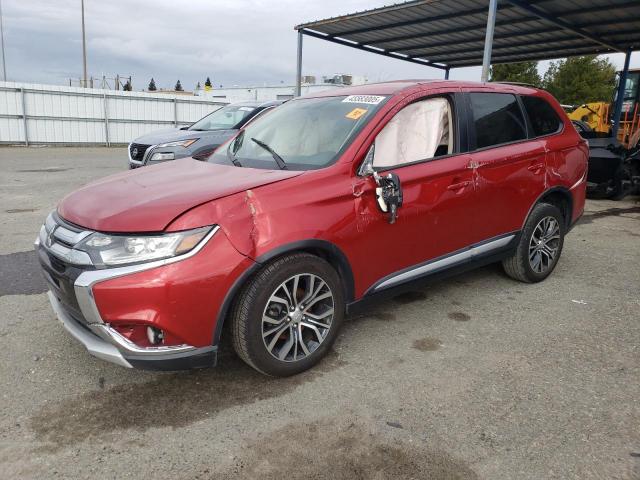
157, 139, 199, 148
150, 152, 175, 161
77, 226, 213, 267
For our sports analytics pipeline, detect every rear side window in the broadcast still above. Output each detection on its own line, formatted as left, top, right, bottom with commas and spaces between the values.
521, 95, 562, 137
469, 93, 527, 148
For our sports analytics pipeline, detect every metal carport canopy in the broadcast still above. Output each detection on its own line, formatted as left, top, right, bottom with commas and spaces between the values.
294, 0, 640, 135
295, 0, 639, 71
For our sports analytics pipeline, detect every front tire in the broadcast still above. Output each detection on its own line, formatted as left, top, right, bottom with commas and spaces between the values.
502, 203, 565, 283
230, 253, 344, 376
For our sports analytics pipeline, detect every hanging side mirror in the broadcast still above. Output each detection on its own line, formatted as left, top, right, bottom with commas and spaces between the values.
374, 171, 403, 224
357, 144, 403, 224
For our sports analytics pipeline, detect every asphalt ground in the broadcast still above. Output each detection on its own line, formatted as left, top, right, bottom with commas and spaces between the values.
0, 146, 639, 479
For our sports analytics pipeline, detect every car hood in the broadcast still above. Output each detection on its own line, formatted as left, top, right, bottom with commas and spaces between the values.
134, 128, 238, 145
58, 158, 303, 232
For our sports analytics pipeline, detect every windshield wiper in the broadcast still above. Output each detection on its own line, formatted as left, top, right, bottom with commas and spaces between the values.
226, 131, 244, 167
251, 138, 287, 170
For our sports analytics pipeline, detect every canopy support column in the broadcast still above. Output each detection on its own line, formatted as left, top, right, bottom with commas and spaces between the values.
295, 30, 303, 97
481, 0, 498, 82
444, 68, 450, 80
612, 50, 632, 140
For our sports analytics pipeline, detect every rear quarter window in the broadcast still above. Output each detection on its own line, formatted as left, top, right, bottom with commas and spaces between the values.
469, 93, 527, 149
521, 95, 563, 137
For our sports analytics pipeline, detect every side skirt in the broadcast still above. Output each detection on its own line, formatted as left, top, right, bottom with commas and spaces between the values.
346, 233, 519, 316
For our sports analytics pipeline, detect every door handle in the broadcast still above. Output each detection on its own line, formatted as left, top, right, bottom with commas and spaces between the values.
447, 180, 471, 191
527, 163, 545, 173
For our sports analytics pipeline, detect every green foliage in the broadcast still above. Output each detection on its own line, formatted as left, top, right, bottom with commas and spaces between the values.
205, 77, 212, 88
122, 79, 132, 91
490, 61, 541, 86
542, 55, 617, 106
175, 80, 183, 92
148, 78, 157, 91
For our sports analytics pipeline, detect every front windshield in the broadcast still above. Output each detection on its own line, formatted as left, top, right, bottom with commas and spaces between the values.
189, 104, 256, 131
208, 95, 385, 170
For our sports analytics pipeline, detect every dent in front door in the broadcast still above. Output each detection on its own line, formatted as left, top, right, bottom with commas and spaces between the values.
351, 154, 477, 294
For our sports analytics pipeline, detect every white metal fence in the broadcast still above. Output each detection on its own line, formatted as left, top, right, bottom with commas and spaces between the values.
0, 81, 227, 146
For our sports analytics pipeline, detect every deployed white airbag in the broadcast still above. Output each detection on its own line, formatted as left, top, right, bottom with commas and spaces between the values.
374, 97, 451, 167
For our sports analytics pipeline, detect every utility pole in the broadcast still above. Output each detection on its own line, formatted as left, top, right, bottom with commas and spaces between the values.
81, 0, 88, 87
0, 0, 7, 81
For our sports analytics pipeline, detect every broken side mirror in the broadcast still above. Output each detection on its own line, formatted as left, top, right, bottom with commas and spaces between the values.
374, 171, 403, 224
357, 144, 403, 224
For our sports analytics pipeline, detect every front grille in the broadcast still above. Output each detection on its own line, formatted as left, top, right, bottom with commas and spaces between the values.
48, 253, 66, 273
37, 212, 98, 323
129, 143, 150, 161
38, 247, 87, 322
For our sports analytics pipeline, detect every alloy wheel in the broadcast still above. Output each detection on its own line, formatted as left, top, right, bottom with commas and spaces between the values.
528, 216, 560, 274
261, 273, 334, 362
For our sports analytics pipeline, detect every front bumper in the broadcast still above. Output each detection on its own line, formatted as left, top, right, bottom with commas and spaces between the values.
47, 291, 217, 370
47, 291, 218, 370
36, 212, 253, 370
48, 290, 132, 368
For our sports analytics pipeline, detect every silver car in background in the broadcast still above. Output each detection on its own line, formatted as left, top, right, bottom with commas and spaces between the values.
128, 100, 282, 168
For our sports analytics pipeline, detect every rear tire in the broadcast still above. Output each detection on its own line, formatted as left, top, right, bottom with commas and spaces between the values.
609, 165, 630, 201
230, 253, 344, 376
502, 203, 565, 283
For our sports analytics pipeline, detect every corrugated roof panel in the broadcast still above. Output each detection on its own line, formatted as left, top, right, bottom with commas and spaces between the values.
297, 0, 639, 69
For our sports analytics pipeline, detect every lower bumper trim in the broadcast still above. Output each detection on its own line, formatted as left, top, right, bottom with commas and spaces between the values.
127, 348, 218, 371
48, 291, 132, 368
47, 291, 218, 371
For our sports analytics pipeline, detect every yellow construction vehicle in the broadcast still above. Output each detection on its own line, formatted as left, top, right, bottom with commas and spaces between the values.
567, 101, 612, 135
567, 69, 640, 146
567, 68, 640, 199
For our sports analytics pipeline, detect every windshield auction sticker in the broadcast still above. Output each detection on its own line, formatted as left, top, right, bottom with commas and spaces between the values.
342, 95, 386, 105
345, 107, 368, 120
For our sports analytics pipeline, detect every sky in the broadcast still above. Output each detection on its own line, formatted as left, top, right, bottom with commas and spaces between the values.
1, 0, 638, 91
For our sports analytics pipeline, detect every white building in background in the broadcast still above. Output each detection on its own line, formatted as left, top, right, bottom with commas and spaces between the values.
195, 73, 368, 103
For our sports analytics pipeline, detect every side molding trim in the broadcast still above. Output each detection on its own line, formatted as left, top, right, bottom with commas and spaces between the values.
370, 233, 516, 293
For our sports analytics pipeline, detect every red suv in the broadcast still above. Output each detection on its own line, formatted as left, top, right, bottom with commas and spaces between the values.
36, 81, 588, 376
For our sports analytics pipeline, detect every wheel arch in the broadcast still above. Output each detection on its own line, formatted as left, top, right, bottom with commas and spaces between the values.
212, 239, 355, 345
525, 187, 573, 230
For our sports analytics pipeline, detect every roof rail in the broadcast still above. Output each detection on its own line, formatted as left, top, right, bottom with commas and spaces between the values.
491, 81, 538, 88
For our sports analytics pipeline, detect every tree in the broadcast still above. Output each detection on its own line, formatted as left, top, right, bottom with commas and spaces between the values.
196, 81, 201, 90
123, 79, 132, 91
542, 55, 617, 106
490, 61, 541, 86
175, 80, 183, 92
204, 77, 212, 91
148, 78, 157, 91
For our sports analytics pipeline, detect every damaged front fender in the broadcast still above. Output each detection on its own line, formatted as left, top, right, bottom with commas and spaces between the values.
165, 189, 262, 258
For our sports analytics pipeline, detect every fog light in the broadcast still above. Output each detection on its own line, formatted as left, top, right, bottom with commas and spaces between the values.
150, 152, 175, 161
146, 326, 164, 345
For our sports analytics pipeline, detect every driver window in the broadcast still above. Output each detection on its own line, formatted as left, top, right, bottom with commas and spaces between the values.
373, 97, 453, 168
